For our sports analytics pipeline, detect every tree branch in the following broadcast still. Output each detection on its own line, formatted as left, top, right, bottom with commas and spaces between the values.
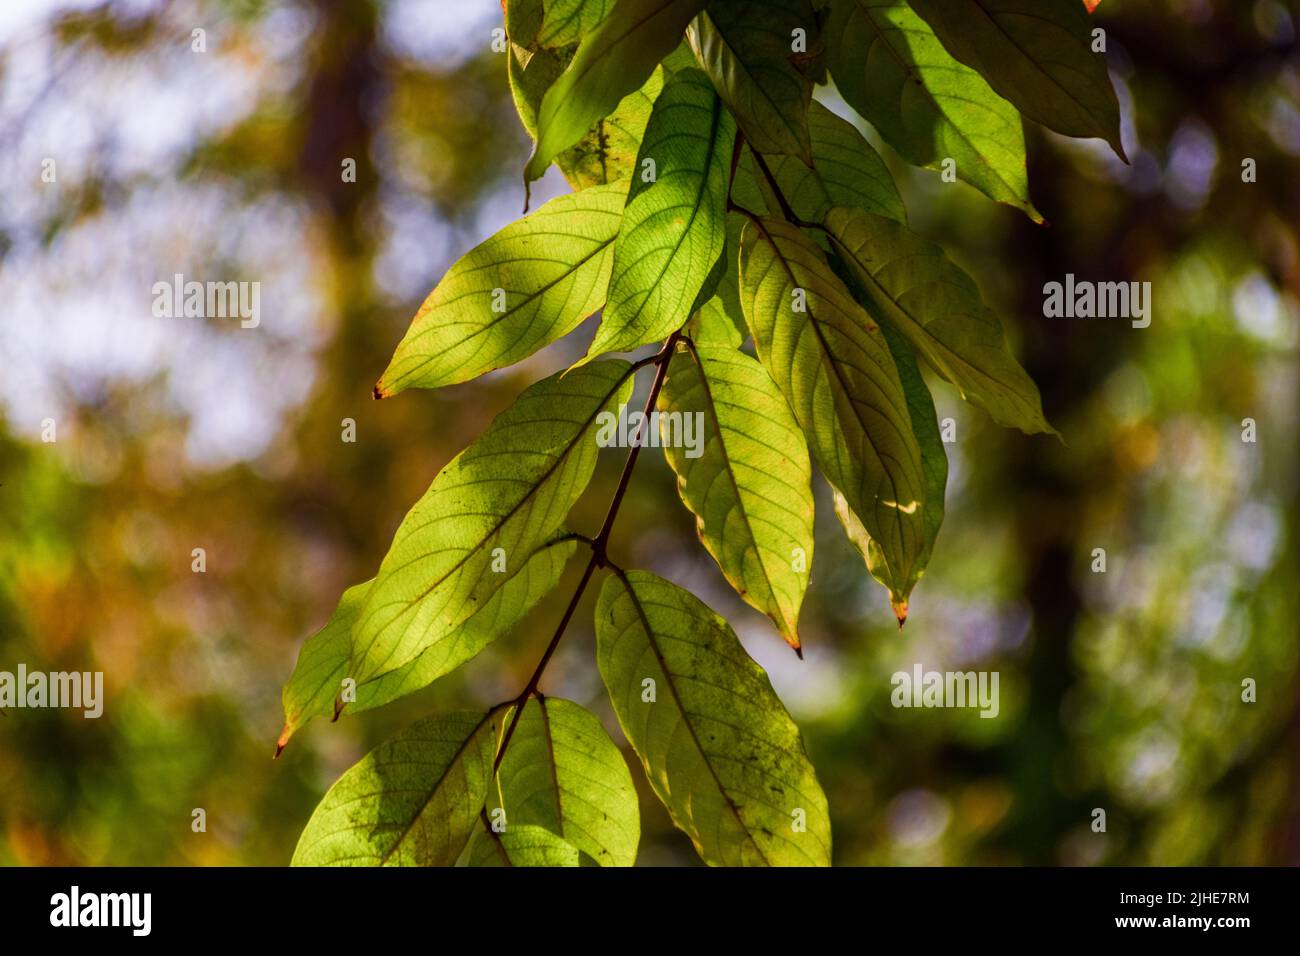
492, 331, 683, 770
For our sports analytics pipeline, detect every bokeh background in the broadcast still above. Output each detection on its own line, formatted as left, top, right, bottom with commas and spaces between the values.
2, 0, 1297, 866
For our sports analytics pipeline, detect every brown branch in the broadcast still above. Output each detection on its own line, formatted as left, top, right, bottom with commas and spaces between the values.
492, 331, 683, 770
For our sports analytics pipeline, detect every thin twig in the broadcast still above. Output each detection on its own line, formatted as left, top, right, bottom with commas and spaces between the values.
492, 331, 683, 770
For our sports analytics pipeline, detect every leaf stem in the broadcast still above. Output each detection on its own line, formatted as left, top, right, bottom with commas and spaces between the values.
743, 145, 829, 235
492, 332, 682, 770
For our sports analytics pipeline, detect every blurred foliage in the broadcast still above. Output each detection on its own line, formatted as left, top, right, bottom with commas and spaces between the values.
1, 0, 1297, 865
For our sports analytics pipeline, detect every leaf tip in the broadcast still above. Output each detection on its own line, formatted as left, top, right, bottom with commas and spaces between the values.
274, 725, 291, 759
521, 169, 535, 213
892, 599, 909, 629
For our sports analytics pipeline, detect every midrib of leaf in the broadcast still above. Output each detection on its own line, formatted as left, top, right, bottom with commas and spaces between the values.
854, 1, 1024, 201
484, 816, 513, 866
355, 366, 634, 670
700, 9, 805, 155
378, 709, 496, 865
681, 342, 792, 634
828, 230, 1014, 406
615, 570, 771, 865
537, 698, 567, 840
967, 2, 1110, 139
348, 536, 575, 702
749, 216, 913, 576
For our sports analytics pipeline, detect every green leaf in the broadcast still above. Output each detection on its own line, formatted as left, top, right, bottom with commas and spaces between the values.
824, 204, 1054, 435
559, 72, 664, 190
824, 0, 1040, 220
528, 0, 619, 49
488, 696, 640, 866
292, 710, 498, 866
464, 823, 582, 867
376, 183, 626, 396
506, 0, 547, 51
685, 212, 750, 347
906, 0, 1127, 160
350, 361, 634, 686
278, 580, 370, 753
733, 102, 907, 223
525, 0, 710, 185
738, 215, 928, 621
595, 570, 831, 865
688, 290, 747, 347
686, 0, 818, 162
829, 323, 946, 619
587, 68, 735, 358
509, 43, 666, 190
658, 342, 814, 649
276, 539, 576, 752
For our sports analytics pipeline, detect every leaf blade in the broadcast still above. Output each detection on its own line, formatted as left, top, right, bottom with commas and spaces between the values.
464, 823, 582, 867
825, 0, 1040, 219
824, 204, 1054, 435
588, 67, 736, 357
686, 0, 818, 161
734, 102, 907, 224
830, 322, 947, 620
291, 710, 498, 866
277, 539, 577, 751
509, 43, 667, 191
525, 0, 709, 184
738, 215, 928, 614
351, 361, 633, 685
376, 183, 626, 396
658, 342, 814, 648
595, 570, 831, 865
490, 696, 640, 866
906, 0, 1126, 160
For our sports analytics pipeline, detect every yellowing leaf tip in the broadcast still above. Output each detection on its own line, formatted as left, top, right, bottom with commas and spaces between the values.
892, 598, 909, 629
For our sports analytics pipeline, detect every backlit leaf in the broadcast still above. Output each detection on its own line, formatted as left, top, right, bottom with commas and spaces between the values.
687, 0, 819, 161
350, 361, 633, 685
509, 44, 665, 190
277, 538, 576, 751
488, 696, 640, 866
825, 0, 1040, 220
658, 342, 814, 648
829, 323, 946, 620
376, 183, 626, 396
685, 212, 749, 347
738, 215, 928, 617
464, 823, 582, 867
525, 0, 709, 184
587, 67, 735, 357
595, 570, 831, 865
519, 0, 619, 49
292, 710, 498, 866
906, 0, 1126, 160
824, 204, 1054, 435
732, 101, 906, 223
